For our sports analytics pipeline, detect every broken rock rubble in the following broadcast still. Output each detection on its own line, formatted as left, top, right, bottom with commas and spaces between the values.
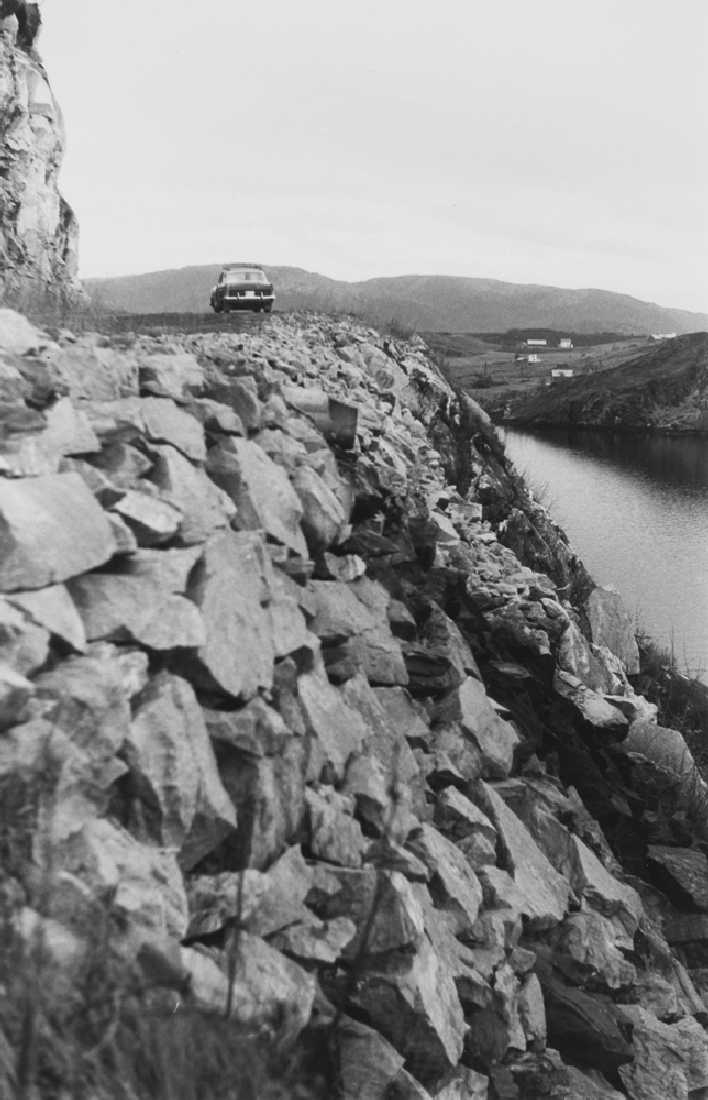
0, 310, 706, 1097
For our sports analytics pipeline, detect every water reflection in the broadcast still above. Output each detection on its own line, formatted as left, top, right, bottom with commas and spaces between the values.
502, 428, 708, 679
519, 428, 708, 492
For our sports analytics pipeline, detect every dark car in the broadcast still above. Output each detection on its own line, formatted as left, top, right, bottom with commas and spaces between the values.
210, 263, 275, 313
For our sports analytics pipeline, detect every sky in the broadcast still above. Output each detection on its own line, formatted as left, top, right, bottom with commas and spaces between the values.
42, 0, 708, 312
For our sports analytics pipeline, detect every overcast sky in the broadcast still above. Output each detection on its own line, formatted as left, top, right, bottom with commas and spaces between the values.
42, 0, 707, 311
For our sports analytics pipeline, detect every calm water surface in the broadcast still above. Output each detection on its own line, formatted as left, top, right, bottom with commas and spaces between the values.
502, 428, 708, 679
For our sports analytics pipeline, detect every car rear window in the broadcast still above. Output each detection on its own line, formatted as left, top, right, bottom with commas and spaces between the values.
224, 269, 268, 284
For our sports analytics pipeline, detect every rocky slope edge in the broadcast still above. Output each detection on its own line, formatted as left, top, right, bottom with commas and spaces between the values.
1, 307, 708, 1099
499, 332, 708, 433
0, 25, 82, 309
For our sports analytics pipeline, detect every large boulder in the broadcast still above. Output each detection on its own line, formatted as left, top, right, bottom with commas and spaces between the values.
434, 678, 519, 779
207, 437, 308, 556
148, 443, 235, 544
478, 782, 572, 929
0, 397, 99, 477
351, 936, 467, 1087
586, 587, 640, 675
63, 817, 188, 940
125, 673, 237, 868
181, 934, 315, 1043
186, 531, 275, 700
68, 572, 205, 651
647, 845, 708, 911
0, 473, 117, 591
617, 1006, 708, 1099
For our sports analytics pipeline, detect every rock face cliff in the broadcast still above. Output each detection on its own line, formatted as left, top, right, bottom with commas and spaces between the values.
0, 25, 81, 309
1, 308, 708, 1099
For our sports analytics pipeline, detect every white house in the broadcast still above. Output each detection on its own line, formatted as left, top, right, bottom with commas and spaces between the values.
528, 354, 542, 364
550, 368, 574, 380
526, 338, 547, 347
650, 333, 677, 341
559, 337, 573, 349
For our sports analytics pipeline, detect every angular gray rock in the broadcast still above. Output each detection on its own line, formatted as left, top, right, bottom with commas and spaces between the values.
64, 817, 188, 939
623, 718, 705, 789
617, 1005, 708, 1099
0, 397, 99, 477
187, 845, 312, 940
434, 678, 519, 779
126, 672, 237, 868
336, 1017, 406, 1100
298, 667, 368, 779
407, 824, 483, 934
137, 397, 207, 463
587, 586, 640, 675
434, 786, 497, 868
559, 910, 637, 989
121, 545, 204, 593
46, 342, 139, 401
309, 864, 425, 957
138, 351, 204, 400
310, 579, 408, 685
272, 913, 356, 964
187, 531, 275, 699
554, 670, 629, 730
568, 836, 643, 944
68, 573, 205, 650
305, 785, 367, 867
8, 583, 86, 653
478, 782, 572, 929
204, 697, 291, 757
647, 845, 708, 911
216, 736, 307, 869
352, 935, 467, 1086
110, 489, 183, 546
0, 473, 117, 591
148, 443, 235, 544
0, 596, 50, 675
291, 463, 348, 552
181, 934, 315, 1043
0, 661, 33, 730
207, 437, 308, 556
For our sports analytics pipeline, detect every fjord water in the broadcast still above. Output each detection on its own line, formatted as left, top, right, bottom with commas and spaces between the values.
502, 428, 708, 679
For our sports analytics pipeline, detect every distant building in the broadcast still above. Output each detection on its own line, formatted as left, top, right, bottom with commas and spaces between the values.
550, 368, 574, 380
559, 337, 573, 349
526, 338, 547, 347
650, 333, 678, 341
527, 354, 542, 364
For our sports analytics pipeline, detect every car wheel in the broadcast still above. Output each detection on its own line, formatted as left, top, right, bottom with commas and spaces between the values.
264, 304, 273, 314
212, 302, 223, 313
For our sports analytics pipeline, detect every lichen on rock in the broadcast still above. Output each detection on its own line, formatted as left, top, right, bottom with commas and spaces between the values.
0, 27, 82, 309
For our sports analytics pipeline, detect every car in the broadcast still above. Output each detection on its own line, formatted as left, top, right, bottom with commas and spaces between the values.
210, 263, 275, 313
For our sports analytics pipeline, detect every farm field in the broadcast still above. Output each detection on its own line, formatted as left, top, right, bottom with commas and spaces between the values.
424, 331, 655, 410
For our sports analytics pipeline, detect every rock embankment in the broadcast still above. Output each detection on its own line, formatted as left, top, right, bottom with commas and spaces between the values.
499, 332, 708, 433
0, 24, 82, 309
2, 308, 708, 1098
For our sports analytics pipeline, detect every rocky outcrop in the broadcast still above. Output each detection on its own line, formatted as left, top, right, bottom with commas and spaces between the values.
0, 25, 82, 309
2, 310, 708, 1098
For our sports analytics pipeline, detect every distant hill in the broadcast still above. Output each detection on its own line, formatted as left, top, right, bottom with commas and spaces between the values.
84, 265, 708, 336
503, 332, 708, 432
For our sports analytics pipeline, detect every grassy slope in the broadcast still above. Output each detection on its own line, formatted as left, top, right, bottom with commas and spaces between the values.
501, 332, 708, 431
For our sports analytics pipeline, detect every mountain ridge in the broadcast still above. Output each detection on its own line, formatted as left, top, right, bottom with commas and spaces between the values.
84, 264, 708, 335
